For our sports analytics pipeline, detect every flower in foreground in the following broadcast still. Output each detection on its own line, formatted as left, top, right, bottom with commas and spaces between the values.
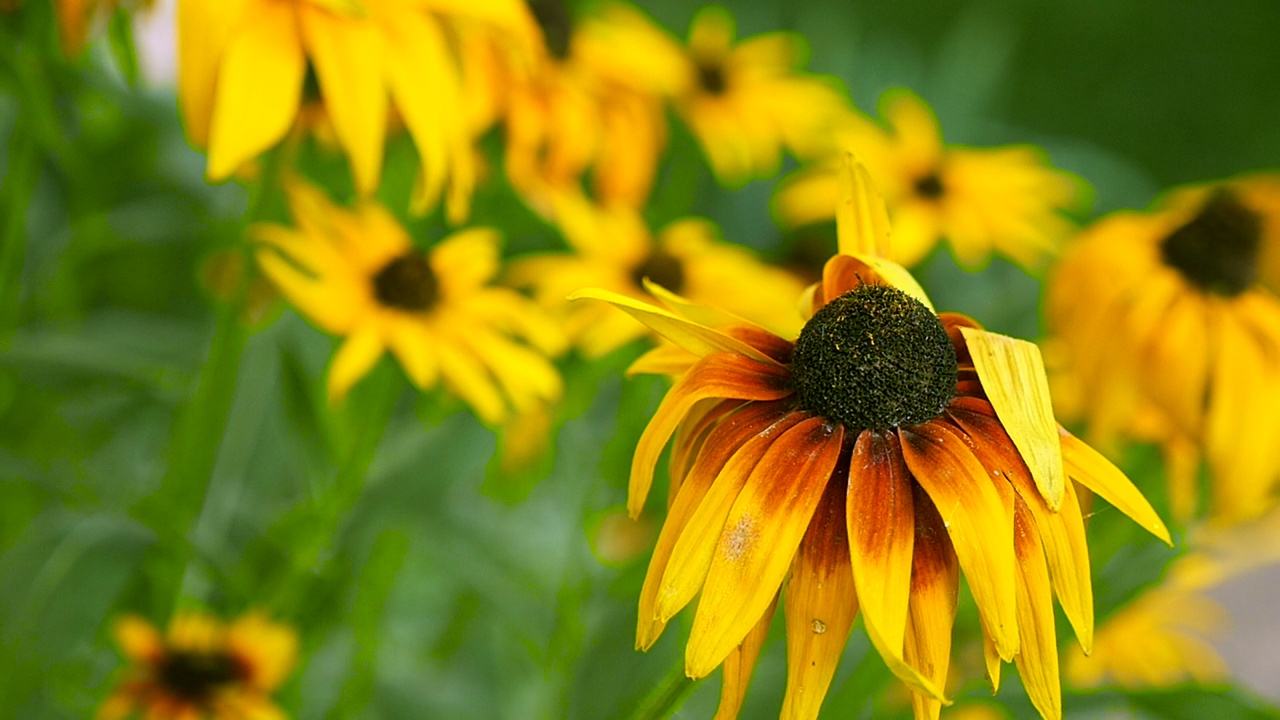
774, 89, 1082, 270
1047, 174, 1280, 523
255, 178, 563, 422
99, 610, 296, 720
574, 159, 1169, 719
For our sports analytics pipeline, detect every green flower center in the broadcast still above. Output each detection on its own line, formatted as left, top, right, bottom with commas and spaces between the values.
158, 650, 241, 702
697, 60, 727, 95
791, 284, 957, 431
914, 172, 945, 200
1159, 190, 1262, 297
528, 0, 572, 60
631, 248, 686, 293
373, 252, 439, 311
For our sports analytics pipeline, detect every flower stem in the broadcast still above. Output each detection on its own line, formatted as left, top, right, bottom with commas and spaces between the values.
627, 657, 700, 720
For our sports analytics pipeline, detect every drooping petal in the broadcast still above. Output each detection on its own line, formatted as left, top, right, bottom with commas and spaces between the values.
714, 597, 777, 720
384, 315, 440, 390
904, 486, 960, 720
654, 410, 807, 638
900, 421, 1019, 661
1058, 428, 1171, 544
947, 404, 1093, 652
687, 418, 844, 678
669, 400, 743, 501
630, 353, 794, 516
781, 475, 860, 720
1012, 496, 1062, 720
638, 401, 794, 649
835, 152, 892, 257
113, 616, 164, 663
327, 324, 385, 402
959, 327, 1065, 511
569, 288, 781, 365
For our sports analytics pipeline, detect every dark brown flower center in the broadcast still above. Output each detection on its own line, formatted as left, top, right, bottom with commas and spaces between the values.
630, 248, 686, 293
373, 252, 439, 311
697, 60, 727, 95
528, 0, 571, 60
1159, 189, 1261, 297
791, 284, 957, 431
914, 172, 945, 200
158, 650, 241, 702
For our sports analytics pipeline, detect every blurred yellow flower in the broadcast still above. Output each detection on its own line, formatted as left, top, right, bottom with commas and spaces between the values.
99, 610, 296, 720
572, 160, 1169, 720
508, 189, 806, 358
1047, 174, 1280, 523
255, 178, 564, 423
774, 89, 1082, 270
51, 0, 153, 56
176, 0, 533, 221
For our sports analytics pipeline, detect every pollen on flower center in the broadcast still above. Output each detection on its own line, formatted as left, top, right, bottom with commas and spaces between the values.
696, 60, 727, 95
631, 248, 686, 293
373, 252, 440, 311
158, 650, 241, 701
791, 284, 957, 431
1159, 189, 1262, 296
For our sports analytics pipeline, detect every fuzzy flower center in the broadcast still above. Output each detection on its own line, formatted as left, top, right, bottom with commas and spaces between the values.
914, 172, 945, 200
158, 650, 241, 702
791, 284, 957, 431
529, 0, 572, 60
1159, 190, 1261, 297
697, 60, 727, 95
373, 252, 439, 311
631, 248, 686, 293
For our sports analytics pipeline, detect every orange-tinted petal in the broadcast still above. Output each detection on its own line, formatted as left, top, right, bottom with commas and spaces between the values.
782, 475, 860, 720
113, 615, 164, 663
1012, 497, 1062, 720
714, 596, 777, 720
904, 485, 960, 720
630, 353, 794, 516
687, 418, 844, 678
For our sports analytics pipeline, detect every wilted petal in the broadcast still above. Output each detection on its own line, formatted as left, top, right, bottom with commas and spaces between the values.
714, 597, 777, 720
1012, 497, 1062, 720
904, 486, 959, 720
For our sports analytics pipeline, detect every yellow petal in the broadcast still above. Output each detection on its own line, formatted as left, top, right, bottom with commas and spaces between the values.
568, 288, 780, 366
628, 343, 700, 378
686, 418, 844, 677
1059, 428, 1171, 544
835, 152, 892, 257
113, 615, 164, 663
904, 487, 960, 720
959, 327, 1065, 511
432, 228, 502, 295
206, 2, 305, 181
177, 0, 249, 147
384, 315, 439, 390
781, 478, 861, 720
1012, 497, 1062, 720
900, 421, 1019, 661
715, 597, 776, 720
327, 325, 385, 402
433, 324, 507, 425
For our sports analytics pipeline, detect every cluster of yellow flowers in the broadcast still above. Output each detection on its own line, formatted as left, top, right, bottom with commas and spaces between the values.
43, 0, 1279, 718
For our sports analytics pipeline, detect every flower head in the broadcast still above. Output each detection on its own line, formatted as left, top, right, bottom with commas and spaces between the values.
99, 610, 296, 720
1047, 174, 1280, 523
255, 177, 563, 423
575, 158, 1168, 720
774, 89, 1083, 269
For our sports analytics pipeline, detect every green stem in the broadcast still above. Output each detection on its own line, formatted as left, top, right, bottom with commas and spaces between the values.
626, 656, 701, 720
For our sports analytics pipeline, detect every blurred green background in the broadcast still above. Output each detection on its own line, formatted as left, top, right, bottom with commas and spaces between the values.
1, 0, 1278, 718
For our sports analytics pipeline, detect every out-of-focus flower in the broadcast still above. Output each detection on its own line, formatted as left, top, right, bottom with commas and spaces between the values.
1047, 174, 1280, 523
508, 189, 806, 358
461, 0, 667, 212
176, 0, 534, 221
254, 177, 563, 422
52, 0, 154, 57
774, 89, 1082, 270
573, 158, 1169, 720
99, 610, 296, 720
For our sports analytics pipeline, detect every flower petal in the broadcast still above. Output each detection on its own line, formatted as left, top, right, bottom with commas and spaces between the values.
781, 475, 861, 720
1058, 428, 1171, 544
630, 353, 794, 516
1012, 496, 1062, 720
714, 597, 776, 720
900, 421, 1019, 661
113, 616, 164, 663
687, 418, 844, 678
904, 486, 960, 720
835, 152, 892, 257
327, 324, 385, 403
959, 327, 1065, 511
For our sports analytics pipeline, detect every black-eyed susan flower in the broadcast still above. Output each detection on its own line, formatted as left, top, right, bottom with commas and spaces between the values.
1047, 174, 1280, 523
508, 188, 806, 358
254, 177, 564, 423
99, 610, 296, 720
176, 0, 535, 221
573, 158, 1169, 720
774, 89, 1082, 270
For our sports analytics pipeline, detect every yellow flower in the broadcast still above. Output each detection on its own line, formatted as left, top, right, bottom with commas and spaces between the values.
774, 89, 1082, 270
51, 0, 153, 56
1047, 174, 1280, 523
254, 178, 564, 423
508, 189, 807, 357
99, 610, 296, 720
573, 158, 1169, 720
176, 0, 533, 221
